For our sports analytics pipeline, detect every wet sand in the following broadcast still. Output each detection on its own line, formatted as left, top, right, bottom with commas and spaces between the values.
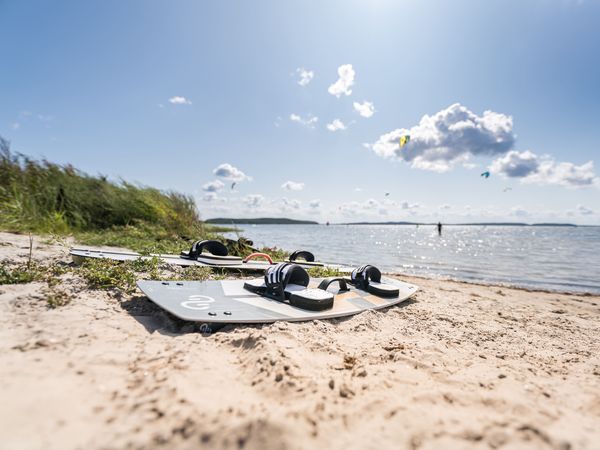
1, 231, 599, 449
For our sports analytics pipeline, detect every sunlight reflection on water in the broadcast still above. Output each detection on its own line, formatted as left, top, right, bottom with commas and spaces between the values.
225, 224, 600, 294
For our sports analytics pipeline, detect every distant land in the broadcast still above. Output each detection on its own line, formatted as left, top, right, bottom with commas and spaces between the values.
206, 218, 580, 227
206, 218, 319, 225
342, 221, 578, 227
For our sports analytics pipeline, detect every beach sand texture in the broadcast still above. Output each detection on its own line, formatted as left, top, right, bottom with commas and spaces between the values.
1, 232, 599, 449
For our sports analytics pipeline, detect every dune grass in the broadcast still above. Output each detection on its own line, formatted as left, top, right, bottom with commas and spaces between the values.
0, 136, 204, 236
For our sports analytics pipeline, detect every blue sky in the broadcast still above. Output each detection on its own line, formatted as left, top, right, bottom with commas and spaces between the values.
1, 0, 599, 224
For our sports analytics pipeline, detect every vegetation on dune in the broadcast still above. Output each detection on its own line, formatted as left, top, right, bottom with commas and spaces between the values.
77, 259, 139, 293
0, 263, 44, 285
306, 266, 342, 278
0, 136, 205, 238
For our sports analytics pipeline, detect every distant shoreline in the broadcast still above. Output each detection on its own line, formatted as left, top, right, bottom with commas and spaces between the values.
340, 222, 581, 227
205, 218, 318, 225
206, 218, 590, 227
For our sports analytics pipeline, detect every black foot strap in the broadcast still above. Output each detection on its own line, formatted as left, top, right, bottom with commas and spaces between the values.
349, 265, 382, 290
289, 250, 315, 263
181, 240, 228, 259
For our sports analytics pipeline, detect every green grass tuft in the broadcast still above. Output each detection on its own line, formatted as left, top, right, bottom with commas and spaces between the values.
45, 288, 72, 308
306, 266, 343, 278
78, 259, 137, 293
179, 266, 212, 281
259, 246, 290, 262
0, 263, 45, 285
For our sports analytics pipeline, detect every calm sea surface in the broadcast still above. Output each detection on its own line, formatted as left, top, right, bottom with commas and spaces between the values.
225, 224, 600, 294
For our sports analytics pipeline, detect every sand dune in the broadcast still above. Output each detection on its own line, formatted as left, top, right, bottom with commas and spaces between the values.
1, 232, 599, 449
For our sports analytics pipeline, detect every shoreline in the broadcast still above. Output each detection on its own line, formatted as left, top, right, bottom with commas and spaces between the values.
386, 271, 600, 297
1, 231, 599, 449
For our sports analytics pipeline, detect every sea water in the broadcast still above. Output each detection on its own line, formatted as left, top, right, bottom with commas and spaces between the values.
225, 224, 600, 294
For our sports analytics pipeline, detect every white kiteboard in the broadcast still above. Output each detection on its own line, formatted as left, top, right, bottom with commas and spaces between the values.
70, 247, 341, 271
136, 277, 418, 324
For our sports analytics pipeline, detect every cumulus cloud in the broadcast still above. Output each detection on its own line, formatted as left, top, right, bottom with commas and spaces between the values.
338, 198, 389, 217
213, 163, 252, 181
280, 198, 301, 210
353, 101, 375, 118
328, 64, 355, 97
370, 103, 515, 172
290, 113, 318, 129
491, 150, 598, 188
202, 180, 225, 192
489, 150, 539, 178
296, 68, 314, 86
309, 199, 321, 208
169, 96, 192, 105
281, 181, 305, 191
511, 206, 529, 217
400, 201, 420, 210
577, 205, 594, 216
326, 119, 347, 132
244, 194, 265, 208
202, 193, 217, 202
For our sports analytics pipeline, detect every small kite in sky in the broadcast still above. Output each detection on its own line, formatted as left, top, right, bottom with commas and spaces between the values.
385, 192, 390, 197
481, 171, 490, 178
231, 182, 236, 190
399, 135, 410, 148
503, 187, 512, 192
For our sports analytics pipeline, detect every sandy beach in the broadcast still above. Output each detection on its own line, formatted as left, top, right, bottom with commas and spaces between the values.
1, 231, 599, 450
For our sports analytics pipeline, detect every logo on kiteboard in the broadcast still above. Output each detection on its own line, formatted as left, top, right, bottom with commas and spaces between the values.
181, 294, 215, 310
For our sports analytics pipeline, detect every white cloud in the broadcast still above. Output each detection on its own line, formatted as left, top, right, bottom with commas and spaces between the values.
11, 122, 20, 130
328, 64, 355, 97
244, 194, 265, 208
202, 180, 225, 192
400, 201, 420, 210
202, 193, 218, 202
491, 150, 598, 188
577, 205, 594, 216
281, 181, 305, 191
290, 113, 318, 129
296, 68, 314, 86
280, 197, 301, 210
169, 96, 192, 105
353, 101, 375, 118
511, 206, 529, 217
490, 150, 539, 178
528, 160, 597, 188
309, 199, 321, 208
326, 119, 347, 132
370, 103, 515, 172
338, 198, 386, 217
213, 163, 252, 181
